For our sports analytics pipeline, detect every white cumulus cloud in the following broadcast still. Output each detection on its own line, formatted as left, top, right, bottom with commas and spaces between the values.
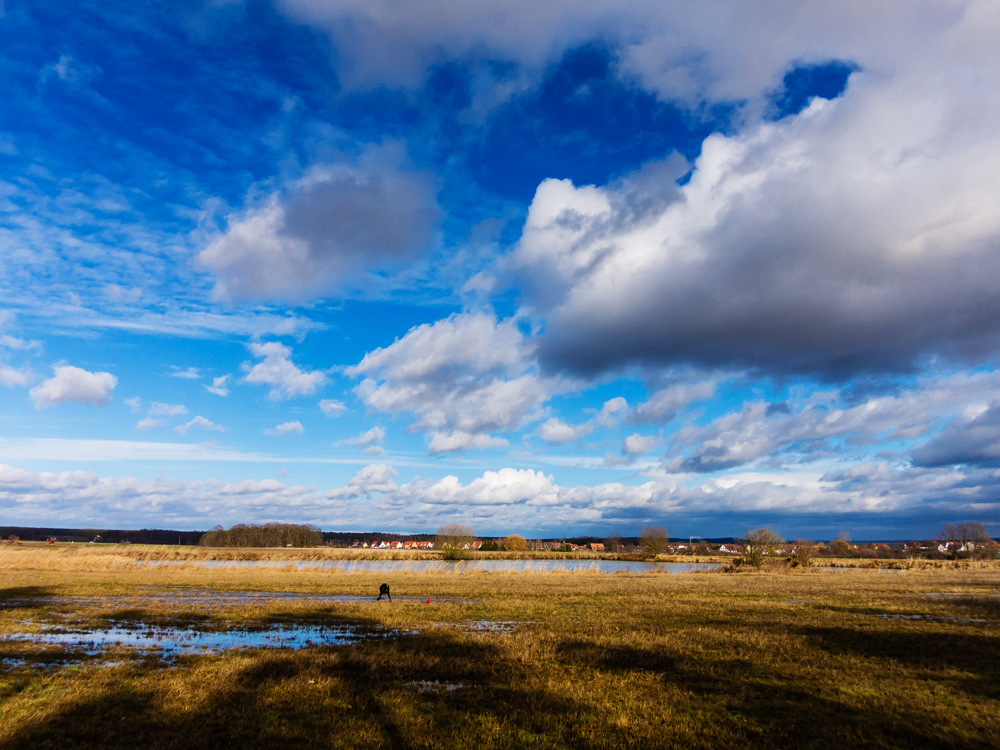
355, 426, 385, 446
198, 150, 440, 302
265, 420, 305, 436
205, 375, 231, 397
515, 9, 1000, 380
170, 367, 201, 380
319, 398, 346, 416
243, 341, 326, 400
622, 433, 658, 457
173, 416, 225, 436
630, 382, 716, 425
1, 458, 996, 536
427, 431, 509, 453
148, 402, 188, 417
29, 364, 117, 408
348, 312, 567, 453
0, 367, 29, 387
538, 418, 592, 445
0, 334, 40, 350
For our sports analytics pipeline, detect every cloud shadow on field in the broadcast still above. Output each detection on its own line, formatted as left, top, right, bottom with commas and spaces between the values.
551, 624, 1000, 749
4, 604, 1000, 749
798, 625, 1000, 701
0, 586, 58, 611
0, 620, 592, 750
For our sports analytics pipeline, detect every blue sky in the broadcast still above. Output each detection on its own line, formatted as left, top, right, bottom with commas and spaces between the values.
2, 0, 1000, 540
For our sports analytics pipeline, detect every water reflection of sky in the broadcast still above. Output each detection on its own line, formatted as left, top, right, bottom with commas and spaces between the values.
1, 622, 395, 661
142, 560, 722, 574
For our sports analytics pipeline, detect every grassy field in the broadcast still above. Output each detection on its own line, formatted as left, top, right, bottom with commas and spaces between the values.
1, 545, 998, 749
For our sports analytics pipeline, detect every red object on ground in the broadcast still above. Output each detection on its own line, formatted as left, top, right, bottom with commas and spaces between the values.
426, 599, 431, 603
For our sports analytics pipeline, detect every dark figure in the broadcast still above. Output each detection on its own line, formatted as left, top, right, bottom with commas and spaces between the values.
377, 583, 391, 601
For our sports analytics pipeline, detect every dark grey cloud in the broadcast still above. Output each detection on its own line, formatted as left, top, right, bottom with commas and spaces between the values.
765, 401, 791, 417
911, 403, 1000, 468
199, 157, 440, 302
279, 0, 956, 108
512, 16, 1000, 380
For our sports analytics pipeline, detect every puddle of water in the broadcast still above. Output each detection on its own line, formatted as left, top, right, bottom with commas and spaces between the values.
872, 613, 990, 624
405, 680, 468, 694
464, 620, 522, 633
433, 620, 530, 634
142, 560, 721, 574
0, 622, 398, 661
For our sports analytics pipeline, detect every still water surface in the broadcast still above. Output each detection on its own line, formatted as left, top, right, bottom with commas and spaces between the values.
145, 559, 721, 574
2, 623, 393, 661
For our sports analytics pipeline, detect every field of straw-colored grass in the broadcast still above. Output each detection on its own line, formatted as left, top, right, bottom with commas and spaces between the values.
1, 545, 998, 749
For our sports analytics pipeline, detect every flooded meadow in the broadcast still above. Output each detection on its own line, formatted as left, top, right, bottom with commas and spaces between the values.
1, 545, 998, 749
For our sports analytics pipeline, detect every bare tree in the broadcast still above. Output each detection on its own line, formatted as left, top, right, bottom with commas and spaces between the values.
792, 539, 815, 567
939, 521, 992, 558
742, 527, 783, 567
437, 523, 475, 559
640, 526, 669, 556
605, 533, 624, 553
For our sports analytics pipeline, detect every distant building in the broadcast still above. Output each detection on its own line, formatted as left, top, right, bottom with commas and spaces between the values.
589, 543, 605, 551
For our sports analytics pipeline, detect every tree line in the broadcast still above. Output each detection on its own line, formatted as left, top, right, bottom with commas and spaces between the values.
199, 523, 323, 548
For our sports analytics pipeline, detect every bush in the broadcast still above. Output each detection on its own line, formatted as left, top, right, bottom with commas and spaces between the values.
829, 539, 852, 557
793, 541, 814, 568
437, 523, 475, 559
501, 534, 527, 551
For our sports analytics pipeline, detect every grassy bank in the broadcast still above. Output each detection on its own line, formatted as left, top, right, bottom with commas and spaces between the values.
1, 547, 998, 749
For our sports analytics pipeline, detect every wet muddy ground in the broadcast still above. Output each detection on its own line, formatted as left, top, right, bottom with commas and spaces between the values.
0, 587, 518, 668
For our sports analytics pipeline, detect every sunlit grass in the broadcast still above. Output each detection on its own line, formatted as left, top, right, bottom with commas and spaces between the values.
1, 547, 998, 748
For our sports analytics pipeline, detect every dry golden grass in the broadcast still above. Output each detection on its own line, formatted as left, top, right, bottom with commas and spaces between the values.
1, 546, 998, 749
